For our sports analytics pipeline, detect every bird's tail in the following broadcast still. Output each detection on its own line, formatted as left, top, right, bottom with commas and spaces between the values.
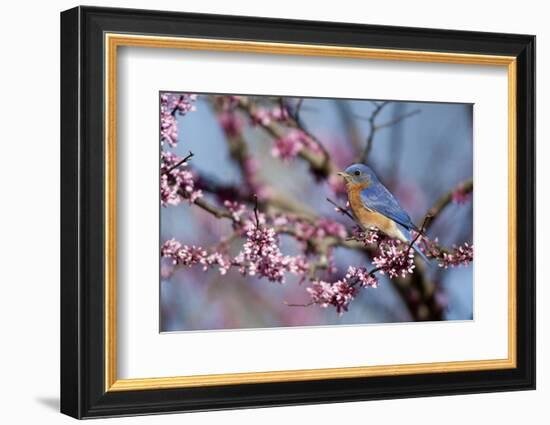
398, 225, 430, 263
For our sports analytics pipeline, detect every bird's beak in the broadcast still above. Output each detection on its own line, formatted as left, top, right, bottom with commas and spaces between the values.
337, 171, 351, 181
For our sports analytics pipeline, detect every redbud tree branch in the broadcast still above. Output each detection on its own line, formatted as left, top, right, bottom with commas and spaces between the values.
426, 179, 473, 231
236, 96, 336, 179
278, 97, 332, 163
162, 151, 194, 175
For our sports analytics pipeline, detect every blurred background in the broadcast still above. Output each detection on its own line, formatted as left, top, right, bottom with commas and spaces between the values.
160, 93, 473, 332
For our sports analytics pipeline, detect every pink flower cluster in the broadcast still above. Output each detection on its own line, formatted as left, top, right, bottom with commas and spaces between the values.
160, 239, 231, 275
250, 105, 289, 126
306, 280, 356, 314
372, 239, 416, 278
305, 266, 378, 314
451, 183, 472, 204
218, 110, 244, 138
438, 243, 474, 268
161, 220, 309, 284
161, 239, 206, 267
351, 226, 381, 245
223, 200, 247, 222
293, 218, 348, 244
419, 236, 474, 269
344, 266, 379, 288
160, 93, 197, 147
160, 151, 203, 206
271, 129, 321, 161
234, 226, 309, 282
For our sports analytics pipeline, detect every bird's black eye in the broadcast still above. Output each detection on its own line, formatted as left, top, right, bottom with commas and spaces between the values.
353, 170, 361, 176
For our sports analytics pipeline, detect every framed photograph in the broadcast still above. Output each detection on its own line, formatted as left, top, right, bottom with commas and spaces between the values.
60, 6, 535, 419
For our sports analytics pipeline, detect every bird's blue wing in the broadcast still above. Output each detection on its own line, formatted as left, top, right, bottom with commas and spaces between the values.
360, 184, 415, 230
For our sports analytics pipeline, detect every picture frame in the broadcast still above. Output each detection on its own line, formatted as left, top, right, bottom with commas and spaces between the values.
60, 5, 535, 419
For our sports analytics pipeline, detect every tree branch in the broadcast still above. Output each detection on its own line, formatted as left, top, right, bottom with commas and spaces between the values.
192, 197, 235, 220
326, 197, 355, 221
356, 103, 421, 163
280, 97, 332, 164
426, 179, 473, 231
236, 97, 336, 179
210, 99, 261, 194
359, 101, 390, 162
162, 151, 194, 175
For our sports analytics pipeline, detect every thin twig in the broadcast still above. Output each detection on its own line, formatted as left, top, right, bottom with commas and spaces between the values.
170, 94, 184, 116
326, 197, 355, 222
375, 109, 421, 130
360, 101, 391, 162
163, 151, 194, 175
284, 301, 314, 308
405, 215, 432, 258
253, 194, 260, 228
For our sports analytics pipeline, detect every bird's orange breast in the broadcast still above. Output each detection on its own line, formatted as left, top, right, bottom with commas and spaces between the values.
347, 182, 397, 236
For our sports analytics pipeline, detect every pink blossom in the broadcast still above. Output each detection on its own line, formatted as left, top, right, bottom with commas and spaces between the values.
236, 226, 295, 283
451, 183, 472, 204
306, 280, 357, 314
345, 266, 378, 288
270, 129, 321, 161
270, 104, 290, 122
204, 252, 232, 275
160, 113, 178, 148
160, 93, 197, 147
271, 214, 289, 227
271, 131, 304, 161
218, 110, 243, 137
438, 243, 474, 268
161, 239, 207, 267
160, 238, 183, 260
419, 236, 474, 268
250, 107, 272, 126
372, 239, 415, 278
316, 219, 348, 240
351, 226, 380, 245
223, 200, 246, 222
250, 104, 290, 126
287, 256, 310, 276
162, 221, 309, 283
160, 151, 202, 206
160, 239, 231, 273
293, 218, 348, 244
305, 265, 378, 314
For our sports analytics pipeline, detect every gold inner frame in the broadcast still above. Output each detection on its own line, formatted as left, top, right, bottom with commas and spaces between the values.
104, 33, 517, 392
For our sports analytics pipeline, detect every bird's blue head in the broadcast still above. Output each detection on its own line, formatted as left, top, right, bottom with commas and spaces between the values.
338, 163, 379, 187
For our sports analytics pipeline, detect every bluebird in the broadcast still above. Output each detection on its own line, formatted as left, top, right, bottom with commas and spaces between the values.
338, 163, 429, 262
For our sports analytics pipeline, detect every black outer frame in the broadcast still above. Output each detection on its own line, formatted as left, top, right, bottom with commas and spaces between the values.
60, 5, 535, 419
